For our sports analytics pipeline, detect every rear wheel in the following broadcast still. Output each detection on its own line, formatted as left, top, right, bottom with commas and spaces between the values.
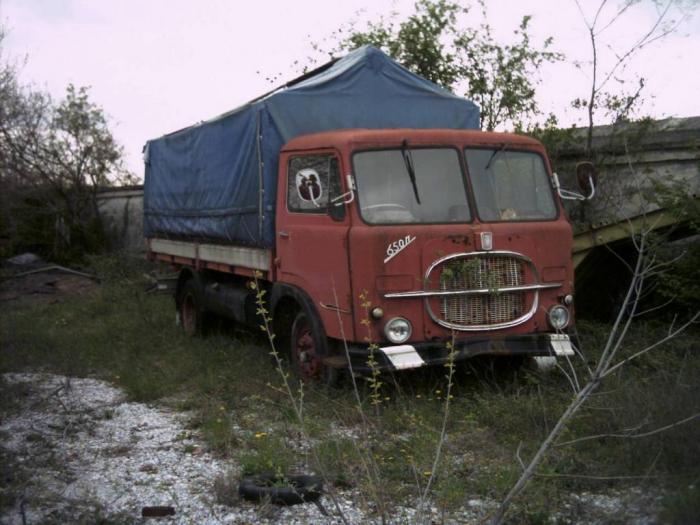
290, 311, 338, 386
178, 280, 204, 336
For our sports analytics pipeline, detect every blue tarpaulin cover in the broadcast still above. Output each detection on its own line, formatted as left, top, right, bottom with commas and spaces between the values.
143, 46, 480, 247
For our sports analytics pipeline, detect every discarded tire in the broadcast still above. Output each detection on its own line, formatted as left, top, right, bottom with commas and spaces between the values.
238, 474, 323, 505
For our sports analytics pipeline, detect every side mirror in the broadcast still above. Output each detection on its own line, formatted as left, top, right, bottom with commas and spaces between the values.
576, 162, 597, 197
328, 200, 346, 221
328, 174, 355, 221
552, 162, 597, 201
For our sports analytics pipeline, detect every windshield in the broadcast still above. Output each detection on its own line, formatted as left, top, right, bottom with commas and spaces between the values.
353, 148, 470, 224
464, 148, 557, 221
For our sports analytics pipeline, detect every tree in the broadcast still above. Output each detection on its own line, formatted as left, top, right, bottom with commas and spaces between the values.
339, 0, 464, 89
571, 0, 693, 157
489, 213, 699, 523
49, 85, 133, 216
0, 28, 134, 260
456, 10, 562, 131
316, 0, 562, 131
489, 4, 699, 521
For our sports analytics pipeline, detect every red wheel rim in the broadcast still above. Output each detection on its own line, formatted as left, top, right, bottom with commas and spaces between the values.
294, 320, 321, 380
182, 293, 196, 335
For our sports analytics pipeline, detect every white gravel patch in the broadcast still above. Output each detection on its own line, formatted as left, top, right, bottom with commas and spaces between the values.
0, 373, 371, 524
0, 373, 661, 524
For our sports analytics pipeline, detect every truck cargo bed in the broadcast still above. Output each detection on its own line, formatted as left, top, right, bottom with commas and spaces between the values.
143, 45, 479, 248
148, 238, 270, 277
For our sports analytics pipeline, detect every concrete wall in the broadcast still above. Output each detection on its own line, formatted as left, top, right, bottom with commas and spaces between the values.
554, 116, 700, 231
97, 186, 144, 252
97, 116, 700, 252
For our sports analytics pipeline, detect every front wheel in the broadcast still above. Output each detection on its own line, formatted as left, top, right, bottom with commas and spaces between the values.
290, 311, 338, 386
178, 279, 204, 336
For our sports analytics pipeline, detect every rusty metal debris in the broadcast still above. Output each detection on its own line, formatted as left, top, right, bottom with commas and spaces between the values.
10, 265, 96, 280
1, 254, 98, 303
141, 506, 176, 517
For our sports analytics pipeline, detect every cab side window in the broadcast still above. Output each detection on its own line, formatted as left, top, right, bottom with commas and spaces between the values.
287, 155, 342, 215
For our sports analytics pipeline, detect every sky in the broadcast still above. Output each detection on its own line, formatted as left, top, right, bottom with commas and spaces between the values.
2, 0, 698, 179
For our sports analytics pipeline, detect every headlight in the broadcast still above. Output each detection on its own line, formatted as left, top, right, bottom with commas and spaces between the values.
384, 317, 412, 344
548, 305, 570, 330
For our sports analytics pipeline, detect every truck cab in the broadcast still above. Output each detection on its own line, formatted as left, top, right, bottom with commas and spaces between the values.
273, 129, 575, 378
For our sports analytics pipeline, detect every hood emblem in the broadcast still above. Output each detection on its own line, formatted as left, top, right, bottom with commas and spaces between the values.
481, 232, 493, 251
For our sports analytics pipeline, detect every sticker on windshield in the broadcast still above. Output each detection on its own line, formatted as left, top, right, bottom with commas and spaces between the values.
296, 168, 323, 207
384, 234, 416, 264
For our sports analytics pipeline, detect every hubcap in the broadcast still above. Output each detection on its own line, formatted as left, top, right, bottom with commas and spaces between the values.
294, 323, 320, 379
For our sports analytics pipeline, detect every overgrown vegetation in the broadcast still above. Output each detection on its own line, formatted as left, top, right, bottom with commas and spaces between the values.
0, 28, 135, 263
1, 1, 698, 521
1, 255, 698, 522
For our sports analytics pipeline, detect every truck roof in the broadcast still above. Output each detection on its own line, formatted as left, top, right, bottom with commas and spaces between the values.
282, 128, 543, 152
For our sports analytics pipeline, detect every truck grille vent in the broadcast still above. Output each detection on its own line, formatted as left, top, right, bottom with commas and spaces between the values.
438, 255, 526, 327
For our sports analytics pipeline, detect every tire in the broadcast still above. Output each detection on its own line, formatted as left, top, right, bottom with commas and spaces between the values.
290, 311, 338, 386
178, 279, 204, 336
238, 474, 323, 505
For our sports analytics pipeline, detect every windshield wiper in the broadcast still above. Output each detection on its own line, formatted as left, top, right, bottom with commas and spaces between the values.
485, 143, 507, 170
401, 139, 421, 204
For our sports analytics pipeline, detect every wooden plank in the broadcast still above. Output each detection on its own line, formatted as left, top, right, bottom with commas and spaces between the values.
572, 208, 679, 268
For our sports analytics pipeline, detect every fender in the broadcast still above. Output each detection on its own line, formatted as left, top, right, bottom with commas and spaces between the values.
270, 283, 323, 326
270, 282, 329, 342
175, 267, 203, 304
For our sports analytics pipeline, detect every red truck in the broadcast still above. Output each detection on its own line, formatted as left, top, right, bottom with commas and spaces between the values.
144, 47, 589, 381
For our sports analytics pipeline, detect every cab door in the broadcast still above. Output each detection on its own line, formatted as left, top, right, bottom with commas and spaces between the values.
275, 150, 353, 340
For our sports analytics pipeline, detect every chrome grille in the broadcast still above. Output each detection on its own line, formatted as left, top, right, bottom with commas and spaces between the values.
438, 255, 526, 326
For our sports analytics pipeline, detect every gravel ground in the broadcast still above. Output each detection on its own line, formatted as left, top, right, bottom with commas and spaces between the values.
0, 373, 494, 524
0, 373, 352, 523
0, 373, 662, 524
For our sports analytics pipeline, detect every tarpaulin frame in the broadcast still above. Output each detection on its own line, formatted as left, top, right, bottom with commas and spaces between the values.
143, 46, 481, 248
256, 109, 264, 242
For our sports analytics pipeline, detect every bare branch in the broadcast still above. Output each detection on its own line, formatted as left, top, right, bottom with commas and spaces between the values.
602, 241, 635, 274
633, 296, 677, 318
556, 361, 580, 394
597, 1, 677, 92
594, 234, 646, 377
603, 311, 699, 378
592, 0, 611, 29
596, 2, 634, 35
516, 441, 526, 471
556, 413, 699, 447
535, 472, 675, 480
489, 381, 597, 524
417, 332, 458, 522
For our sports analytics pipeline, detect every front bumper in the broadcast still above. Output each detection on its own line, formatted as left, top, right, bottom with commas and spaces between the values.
324, 333, 575, 373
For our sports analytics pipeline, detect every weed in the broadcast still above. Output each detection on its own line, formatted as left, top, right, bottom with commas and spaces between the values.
213, 468, 240, 507
359, 290, 384, 410
313, 437, 364, 487
238, 434, 294, 476
2, 255, 698, 523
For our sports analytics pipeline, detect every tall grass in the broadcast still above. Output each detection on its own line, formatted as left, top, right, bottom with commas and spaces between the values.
1, 255, 698, 522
